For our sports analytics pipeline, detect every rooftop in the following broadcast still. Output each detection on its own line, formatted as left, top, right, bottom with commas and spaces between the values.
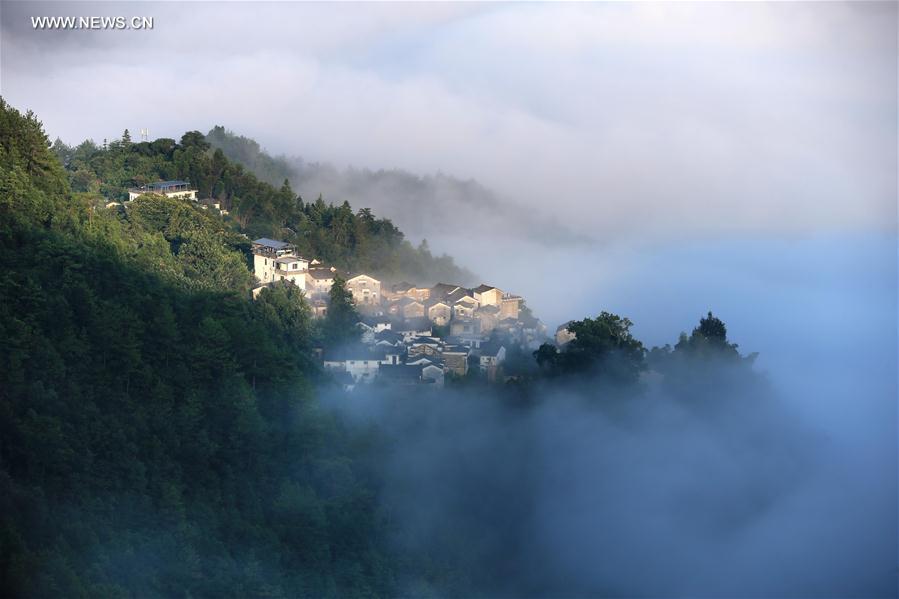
480, 342, 505, 357
431, 283, 461, 298
308, 269, 336, 280
253, 238, 291, 250
473, 284, 498, 294
379, 364, 423, 381
348, 273, 380, 283
130, 179, 192, 191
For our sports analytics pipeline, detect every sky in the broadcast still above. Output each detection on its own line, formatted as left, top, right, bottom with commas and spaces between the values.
1, 1, 896, 243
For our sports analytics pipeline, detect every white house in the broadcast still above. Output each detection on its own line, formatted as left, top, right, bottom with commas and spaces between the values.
346, 274, 382, 306
500, 294, 523, 320
128, 180, 198, 202
272, 256, 308, 290
472, 284, 503, 307
252, 238, 298, 285
305, 268, 337, 297
324, 346, 389, 383
478, 343, 506, 372
453, 298, 478, 320
427, 301, 452, 326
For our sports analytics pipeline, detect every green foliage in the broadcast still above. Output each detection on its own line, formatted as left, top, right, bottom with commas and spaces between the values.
647, 312, 760, 402
0, 98, 394, 597
0, 98, 70, 228
52, 122, 472, 284
535, 312, 646, 384
205, 125, 474, 284
205, 125, 295, 187
323, 275, 361, 348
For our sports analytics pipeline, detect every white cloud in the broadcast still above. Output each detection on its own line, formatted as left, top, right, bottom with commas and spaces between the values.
1, 1, 894, 241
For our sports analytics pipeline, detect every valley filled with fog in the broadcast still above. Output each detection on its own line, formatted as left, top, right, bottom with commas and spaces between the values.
349, 223, 897, 596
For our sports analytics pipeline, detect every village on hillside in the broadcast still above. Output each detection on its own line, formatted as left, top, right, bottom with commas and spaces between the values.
250, 237, 548, 388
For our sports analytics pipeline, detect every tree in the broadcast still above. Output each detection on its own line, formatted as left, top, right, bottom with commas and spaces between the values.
696, 311, 727, 343
533, 343, 559, 371
179, 130, 210, 151
544, 312, 646, 384
647, 312, 760, 404
323, 275, 360, 347
674, 311, 743, 359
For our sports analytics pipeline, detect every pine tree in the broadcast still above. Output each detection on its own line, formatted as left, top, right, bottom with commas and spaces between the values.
323, 275, 360, 347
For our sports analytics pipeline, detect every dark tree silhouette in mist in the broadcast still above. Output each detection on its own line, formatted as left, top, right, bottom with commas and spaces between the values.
323, 274, 360, 347
534, 312, 646, 384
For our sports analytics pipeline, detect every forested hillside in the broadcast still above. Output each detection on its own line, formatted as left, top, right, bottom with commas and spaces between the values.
51, 129, 473, 285
0, 99, 394, 597
205, 126, 582, 249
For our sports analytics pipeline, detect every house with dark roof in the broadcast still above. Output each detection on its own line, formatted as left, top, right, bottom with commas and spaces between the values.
323, 345, 389, 383
362, 315, 392, 331
478, 342, 507, 381
251, 238, 306, 287
378, 364, 424, 386
390, 281, 414, 294
305, 268, 337, 297
430, 283, 461, 300
128, 180, 197, 202
442, 345, 470, 376
453, 296, 479, 320
472, 284, 503, 307
395, 318, 433, 341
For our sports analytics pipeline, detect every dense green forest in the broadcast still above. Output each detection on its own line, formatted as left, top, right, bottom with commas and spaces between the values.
0, 99, 392, 597
50, 128, 472, 285
2, 99, 765, 598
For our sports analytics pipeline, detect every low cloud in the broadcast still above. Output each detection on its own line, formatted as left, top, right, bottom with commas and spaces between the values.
2, 2, 895, 243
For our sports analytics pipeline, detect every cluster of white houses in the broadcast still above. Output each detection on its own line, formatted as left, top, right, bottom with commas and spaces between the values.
116, 186, 551, 387
251, 237, 547, 386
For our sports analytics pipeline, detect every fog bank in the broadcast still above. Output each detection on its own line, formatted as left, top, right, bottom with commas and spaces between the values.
324, 232, 897, 597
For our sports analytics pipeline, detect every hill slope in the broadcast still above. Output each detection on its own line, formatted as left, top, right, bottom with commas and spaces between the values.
1, 98, 394, 597
205, 125, 585, 251
52, 129, 474, 286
